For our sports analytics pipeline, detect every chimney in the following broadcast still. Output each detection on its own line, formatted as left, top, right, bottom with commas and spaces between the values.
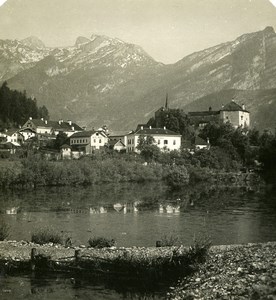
68, 120, 72, 126
71, 126, 75, 131
141, 126, 143, 130
41, 117, 44, 121
164, 126, 166, 130
45, 120, 48, 125
207, 138, 210, 144
242, 104, 245, 110
58, 119, 63, 125
29, 117, 32, 120
149, 126, 152, 129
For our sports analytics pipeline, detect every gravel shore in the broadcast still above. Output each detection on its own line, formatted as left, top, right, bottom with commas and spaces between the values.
168, 242, 276, 300
1, 241, 276, 299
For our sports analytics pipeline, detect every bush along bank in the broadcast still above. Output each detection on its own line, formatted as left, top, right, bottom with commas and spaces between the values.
0, 153, 262, 190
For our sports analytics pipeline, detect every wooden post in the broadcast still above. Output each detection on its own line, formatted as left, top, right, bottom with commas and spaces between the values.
75, 249, 81, 265
156, 241, 162, 247
31, 248, 37, 271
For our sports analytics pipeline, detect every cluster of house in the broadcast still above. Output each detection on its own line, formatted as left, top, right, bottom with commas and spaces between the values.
0, 99, 250, 159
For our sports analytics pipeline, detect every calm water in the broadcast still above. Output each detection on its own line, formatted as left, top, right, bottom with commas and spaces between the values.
0, 182, 276, 299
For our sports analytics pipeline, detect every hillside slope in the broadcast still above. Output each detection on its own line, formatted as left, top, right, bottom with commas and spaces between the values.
1, 27, 275, 130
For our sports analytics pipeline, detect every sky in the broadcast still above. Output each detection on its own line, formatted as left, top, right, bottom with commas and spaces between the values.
0, 0, 276, 63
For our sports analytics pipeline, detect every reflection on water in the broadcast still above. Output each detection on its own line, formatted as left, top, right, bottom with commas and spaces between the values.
0, 182, 276, 299
0, 182, 276, 247
0, 271, 167, 300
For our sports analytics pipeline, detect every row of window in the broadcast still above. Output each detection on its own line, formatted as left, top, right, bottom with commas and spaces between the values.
128, 139, 135, 144
71, 139, 88, 144
127, 139, 177, 146
71, 138, 103, 144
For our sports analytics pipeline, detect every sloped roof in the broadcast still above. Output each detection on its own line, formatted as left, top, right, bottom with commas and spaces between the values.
108, 140, 126, 147
221, 101, 249, 112
60, 144, 71, 149
70, 130, 95, 138
28, 119, 83, 131
0, 128, 19, 136
188, 111, 220, 116
195, 136, 209, 146
134, 128, 181, 136
108, 131, 130, 137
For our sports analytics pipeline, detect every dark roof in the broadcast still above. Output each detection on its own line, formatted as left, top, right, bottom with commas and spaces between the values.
195, 136, 209, 146
60, 144, 71, 149
188, 111, 220, 116
70, 130, 95, 138
108, 131, 130, 137
134, 128, 181, 136
220, 101, 249, 112
108, 140, 125, 147
28, 119, 83, 131
0, 128, 19, 136
19, 128, 36, 133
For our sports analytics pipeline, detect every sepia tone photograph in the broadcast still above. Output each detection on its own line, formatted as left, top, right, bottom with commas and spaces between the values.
0, 0, 276, 299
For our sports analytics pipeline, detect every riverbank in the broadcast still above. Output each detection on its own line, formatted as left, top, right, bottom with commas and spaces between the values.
0, 241, 275, 298
168, 242, 276, 299
0, 240, 207, 281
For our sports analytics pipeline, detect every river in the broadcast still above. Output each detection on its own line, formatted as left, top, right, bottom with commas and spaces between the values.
0, 182, 276, 299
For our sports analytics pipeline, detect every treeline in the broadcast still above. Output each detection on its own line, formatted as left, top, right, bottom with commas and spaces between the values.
147, 108, 194, 140
0, 82, 49, 129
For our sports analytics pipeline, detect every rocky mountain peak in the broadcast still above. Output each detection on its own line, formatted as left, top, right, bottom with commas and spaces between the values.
75, 36, 91, 47
263, 26, 275, 34
20, 36, 46, 49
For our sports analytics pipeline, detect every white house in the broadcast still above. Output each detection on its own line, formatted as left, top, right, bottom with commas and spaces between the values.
18, 128, 36, 141
70, 130, 109, 154
0, 129, 23, 146
220, 100, 250, 128
126, 125, 181, 153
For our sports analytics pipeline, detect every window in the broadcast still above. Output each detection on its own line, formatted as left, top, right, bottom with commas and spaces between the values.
158, 140, 160, 144
241, 116, 244, 120
164, 140, 168, 145
94, 139, 96, 143
173, 140, 176, 145
99, 139, 102, 143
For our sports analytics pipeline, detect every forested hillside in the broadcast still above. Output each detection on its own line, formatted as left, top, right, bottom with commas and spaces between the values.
0, 82, 49, 129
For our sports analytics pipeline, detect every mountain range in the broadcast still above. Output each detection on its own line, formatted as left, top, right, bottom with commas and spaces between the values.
1, 26, 276, 131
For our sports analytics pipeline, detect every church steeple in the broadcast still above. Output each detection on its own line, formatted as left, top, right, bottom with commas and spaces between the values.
165, 93, 168, 109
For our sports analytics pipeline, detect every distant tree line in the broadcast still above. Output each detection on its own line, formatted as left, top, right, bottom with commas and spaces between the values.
0, 82, 49, 129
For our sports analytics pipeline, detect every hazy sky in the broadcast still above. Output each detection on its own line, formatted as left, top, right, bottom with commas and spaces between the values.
0, 0, 276, 63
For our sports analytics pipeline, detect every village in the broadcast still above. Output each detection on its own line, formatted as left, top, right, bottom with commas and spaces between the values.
0, 99, 250, 160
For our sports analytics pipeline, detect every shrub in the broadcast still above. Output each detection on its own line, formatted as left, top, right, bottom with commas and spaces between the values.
0, 220, 10, 240
187, 234, 212, 264
165, 165, 189, 188
159, 234, 181, 247
31, 227, 63, 245
88, 237, 116, 248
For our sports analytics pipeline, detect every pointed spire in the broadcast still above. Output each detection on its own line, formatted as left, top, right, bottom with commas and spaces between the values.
165, 93, 168, 109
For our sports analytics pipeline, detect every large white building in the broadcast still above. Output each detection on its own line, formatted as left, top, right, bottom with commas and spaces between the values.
126, 125, 181, 153
70, 130, 109, 154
